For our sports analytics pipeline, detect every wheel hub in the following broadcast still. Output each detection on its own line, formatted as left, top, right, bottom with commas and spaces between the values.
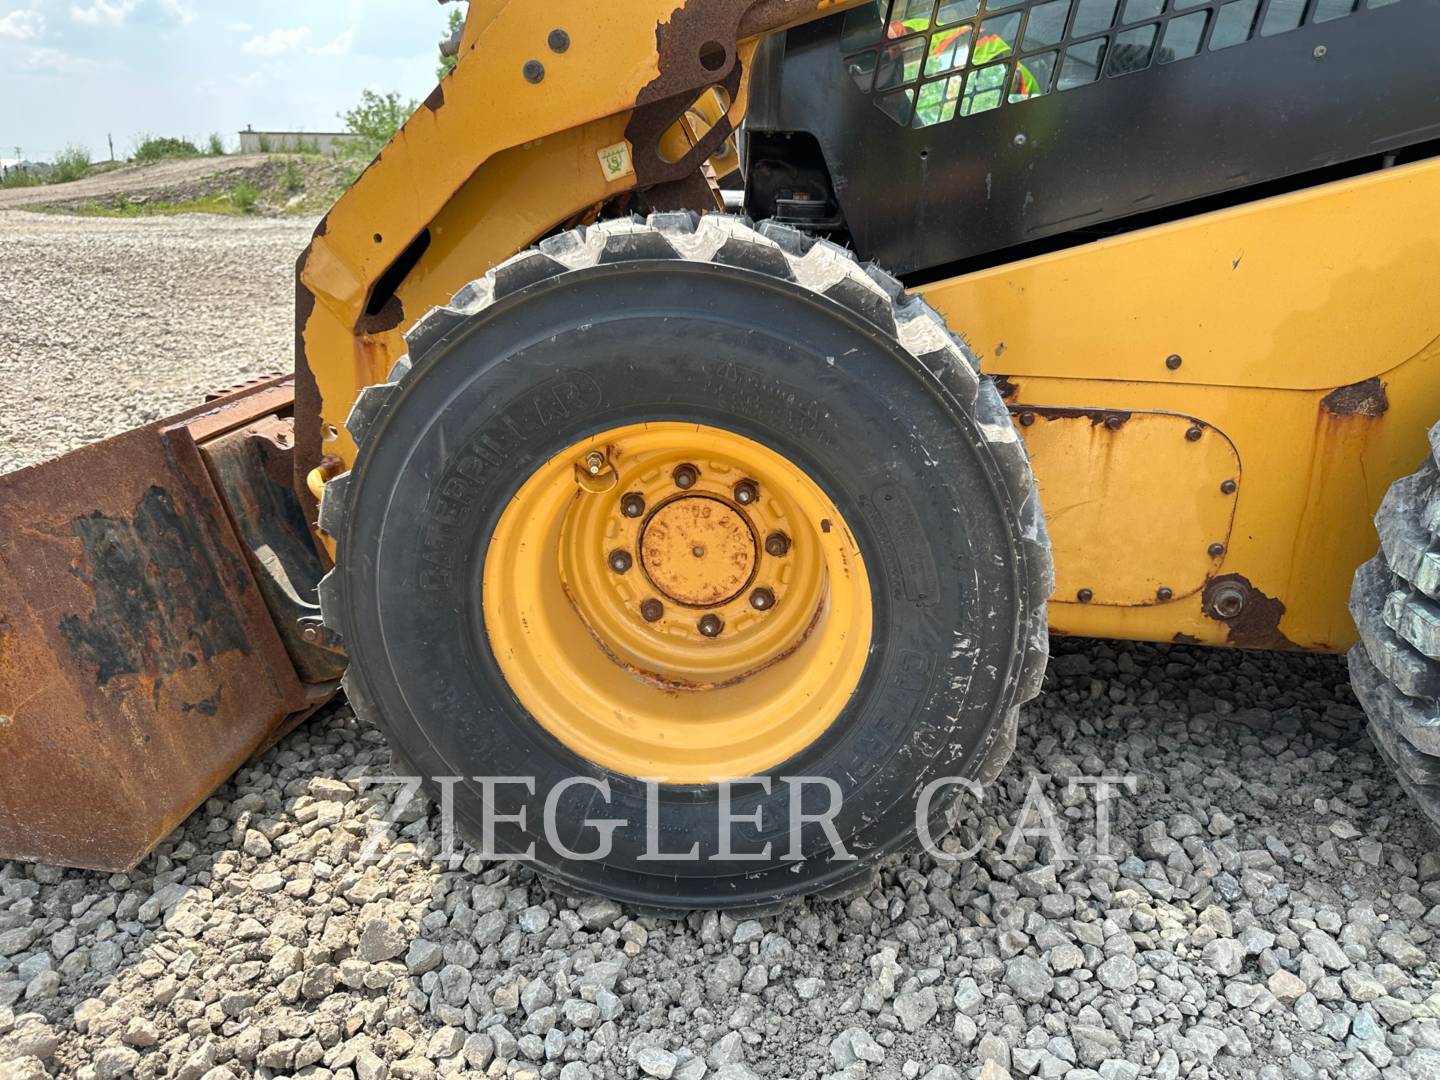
640, 496, 755, 607
483, 422, 873, 781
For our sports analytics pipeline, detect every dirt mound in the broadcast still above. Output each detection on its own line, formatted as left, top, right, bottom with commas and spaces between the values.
0, 155, 352, 216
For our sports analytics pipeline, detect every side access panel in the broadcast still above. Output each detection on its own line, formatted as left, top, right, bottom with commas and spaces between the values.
0, 380, 327, 871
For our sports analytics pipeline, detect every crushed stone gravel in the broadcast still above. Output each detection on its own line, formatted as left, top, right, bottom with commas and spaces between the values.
0, 210, 316, 473
2, 212, 1439, 1080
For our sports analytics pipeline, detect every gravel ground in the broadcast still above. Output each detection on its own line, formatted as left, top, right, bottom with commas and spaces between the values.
0, 210, 316, 472
2, 213, 1439, 1080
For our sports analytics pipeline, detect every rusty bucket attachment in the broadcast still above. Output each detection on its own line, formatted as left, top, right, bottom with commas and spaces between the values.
0, 377, 343, 872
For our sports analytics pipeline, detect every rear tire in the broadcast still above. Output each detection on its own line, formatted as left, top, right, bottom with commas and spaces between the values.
320, 214, 1052, 910
1349, 426, 1440, 830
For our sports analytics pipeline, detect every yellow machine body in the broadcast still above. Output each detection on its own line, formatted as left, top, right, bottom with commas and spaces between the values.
924, 157, 1440, 652
297, 0, 1440, 657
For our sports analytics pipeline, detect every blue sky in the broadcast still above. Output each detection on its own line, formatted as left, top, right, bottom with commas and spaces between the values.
0, 0, 447, 164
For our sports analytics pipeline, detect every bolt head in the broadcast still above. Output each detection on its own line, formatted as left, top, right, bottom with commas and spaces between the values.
1209, 584, 1247, 620
1166, 354, 1183, 370
548, 28, 570, 53
640, 599, 663, 622
523, 59, 545, 83
764, 531, 791, 557
1077, 588, 1094, 603
1185, 426, 1203, 442
584, 451, 606, 475
750, 588, 775, 611
1220, 479, 1237, 495
1208, 542, 1226, 558
302, 625, 320, 642
1104, 415, 1124, 431
698, 614, 724, 637
1019, 411, 1036, 427
609, 549, 632, 574
672, 463, 699, 490
733, 480, 758, 505
621, 493, 646, 518
1156, 587, 1174, 602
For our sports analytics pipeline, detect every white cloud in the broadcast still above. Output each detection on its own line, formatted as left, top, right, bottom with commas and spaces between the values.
70, 0, 134, 25
69, 0, 194, 26
159, 0, 194, 24
0, 7, 45, 39
241, 26, 310, 56
308, 27, 352, 56
225, 20, 252, 33
20, 45, 97, 73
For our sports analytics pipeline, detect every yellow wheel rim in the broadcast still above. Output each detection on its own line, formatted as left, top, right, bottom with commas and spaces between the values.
483, 422, 873, 782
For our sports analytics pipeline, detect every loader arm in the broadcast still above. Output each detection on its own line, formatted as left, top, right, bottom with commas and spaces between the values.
295, 0, 869, 517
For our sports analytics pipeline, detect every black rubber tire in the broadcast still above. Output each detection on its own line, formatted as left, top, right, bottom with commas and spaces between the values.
1349, 430, 1440, 831
319, 213, 1052, 911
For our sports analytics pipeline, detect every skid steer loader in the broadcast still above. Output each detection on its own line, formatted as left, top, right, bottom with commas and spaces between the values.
2, 0, 1438, 909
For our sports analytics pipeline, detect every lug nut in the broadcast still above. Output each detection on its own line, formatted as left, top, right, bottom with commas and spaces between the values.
698, 613, 724, 637
672, 463, 699, 490
733, 480, 759, 505
640, 599, 664, 622
750, 588, 775, 611
584, 451, 607, 475
609, 549, 632, 574
621, 493, 646, 518
765, 531, 791, 557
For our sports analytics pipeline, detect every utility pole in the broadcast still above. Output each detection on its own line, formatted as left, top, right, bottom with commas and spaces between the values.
107, 134, 114, 162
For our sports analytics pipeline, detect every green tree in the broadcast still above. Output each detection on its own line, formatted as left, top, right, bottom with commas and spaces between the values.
339, 89, 417, 161
437, 6, 465, 80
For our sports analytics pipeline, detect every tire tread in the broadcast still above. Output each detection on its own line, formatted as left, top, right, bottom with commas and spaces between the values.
1349, 424, 1440, 835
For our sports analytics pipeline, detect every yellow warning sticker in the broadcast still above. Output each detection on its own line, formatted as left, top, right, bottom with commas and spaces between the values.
597, 141, 634, 183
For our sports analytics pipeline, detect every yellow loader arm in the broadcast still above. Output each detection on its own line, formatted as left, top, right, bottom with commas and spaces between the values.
294, 0, 867, 515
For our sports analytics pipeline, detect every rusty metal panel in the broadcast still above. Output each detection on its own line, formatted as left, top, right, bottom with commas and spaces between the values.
1012, 406, 1241, 608
0, 381, 312, 871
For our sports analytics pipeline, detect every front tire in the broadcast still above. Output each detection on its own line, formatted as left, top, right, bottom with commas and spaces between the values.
320, 214, 1051, 910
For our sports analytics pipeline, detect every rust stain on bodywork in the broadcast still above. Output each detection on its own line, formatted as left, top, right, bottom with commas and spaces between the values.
1321, 377, 1389, 417
624, 0, 750, 189
1202, 572, 1294, 649
1021, 406, 1133, 428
